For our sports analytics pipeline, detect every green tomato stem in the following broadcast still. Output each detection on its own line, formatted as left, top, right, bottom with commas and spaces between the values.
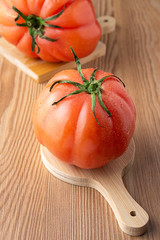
12, 6, 64, 53
50, 80, 82, 92
97, 91, 112, 117
70, 47, 88, 84
90, 68, 98, 82
52, 89, 84, 105
50, 48, 125, 127
91, 93, 104, 127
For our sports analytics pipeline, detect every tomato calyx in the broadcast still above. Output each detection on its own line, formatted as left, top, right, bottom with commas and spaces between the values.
50, 47, 125, 127
12, 6, 64, 53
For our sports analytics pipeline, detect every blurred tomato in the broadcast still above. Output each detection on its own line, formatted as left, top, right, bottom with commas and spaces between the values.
0, 0, 101, 62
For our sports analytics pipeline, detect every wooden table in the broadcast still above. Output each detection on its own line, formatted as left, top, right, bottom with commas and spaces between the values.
0, 0, 160, 239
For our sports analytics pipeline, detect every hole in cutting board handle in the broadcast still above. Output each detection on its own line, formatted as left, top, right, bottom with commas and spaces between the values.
130, 211, 136, 217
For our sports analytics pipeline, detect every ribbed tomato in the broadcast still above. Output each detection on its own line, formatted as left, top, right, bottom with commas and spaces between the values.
33, 49, 136, 169
0, 0, 101, 62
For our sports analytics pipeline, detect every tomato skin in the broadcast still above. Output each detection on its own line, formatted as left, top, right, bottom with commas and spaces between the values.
0, 0, 101, 62
33, 69, 136, 169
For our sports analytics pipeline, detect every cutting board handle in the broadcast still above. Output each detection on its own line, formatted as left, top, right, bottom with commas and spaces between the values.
41, 139, 149, 236
92, 173, 149, 236
98, 15, 116, 35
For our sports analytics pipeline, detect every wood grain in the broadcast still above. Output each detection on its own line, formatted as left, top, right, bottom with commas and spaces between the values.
0, 0, 160, 239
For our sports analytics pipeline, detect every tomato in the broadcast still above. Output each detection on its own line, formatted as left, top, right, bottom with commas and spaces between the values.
0, 0, 101, 62
33, 48, 136, 169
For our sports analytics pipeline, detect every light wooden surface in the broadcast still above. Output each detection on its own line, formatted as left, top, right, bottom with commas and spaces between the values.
0, 15, 115, 83
0, 0, 160, 239
41, 139, 149, 237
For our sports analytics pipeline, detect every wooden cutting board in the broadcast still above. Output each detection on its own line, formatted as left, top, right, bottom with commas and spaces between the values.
0, 16, 115, 83
40, 139, 149, 237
